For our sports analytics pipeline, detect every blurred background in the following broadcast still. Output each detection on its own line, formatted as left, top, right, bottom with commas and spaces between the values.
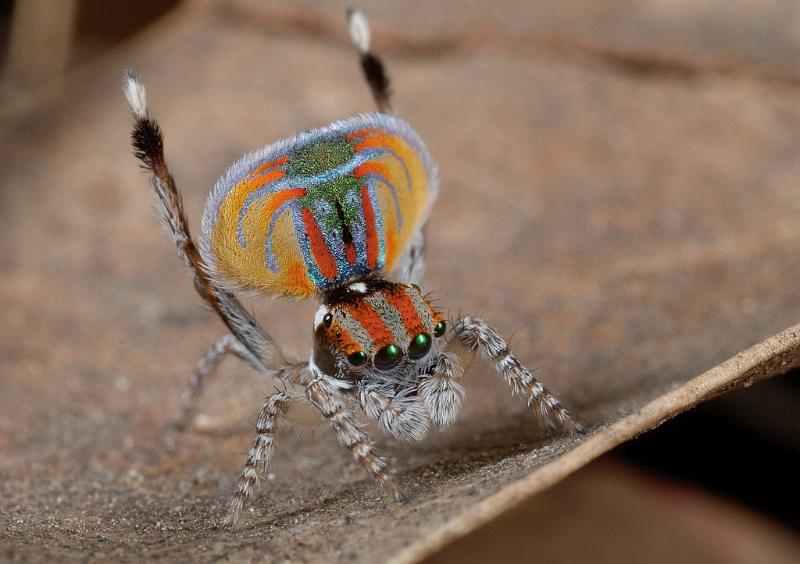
1, 1, 798, 562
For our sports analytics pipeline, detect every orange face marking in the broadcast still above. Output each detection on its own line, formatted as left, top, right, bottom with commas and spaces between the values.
324, 323, 361, 356
343, 301, 395, 349
383, 286, 426, 337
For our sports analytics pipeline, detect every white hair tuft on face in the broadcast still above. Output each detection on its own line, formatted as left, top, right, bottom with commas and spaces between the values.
346, 8, 371, 53
122, 69, 148, 119
313, 305, 331, 330
348, 282, 368, 293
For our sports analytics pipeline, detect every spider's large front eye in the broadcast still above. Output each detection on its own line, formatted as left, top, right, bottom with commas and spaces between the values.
348, 351, 367, 366
374, 344, 402, 370
408, 333, 431, 359
434, 320, 447, 338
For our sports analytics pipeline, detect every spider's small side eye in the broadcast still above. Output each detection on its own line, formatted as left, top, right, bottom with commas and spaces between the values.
348, 351, 368, 366
374, 344, 402, 369
323, 313, 333, 328
408, 333, 431, 359
434, 320, 447, 338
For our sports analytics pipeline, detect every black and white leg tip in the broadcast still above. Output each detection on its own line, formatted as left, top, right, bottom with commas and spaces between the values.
346, 8, 371, 53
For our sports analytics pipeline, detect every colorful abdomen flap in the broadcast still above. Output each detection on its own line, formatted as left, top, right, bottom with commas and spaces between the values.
199, 113, 438, 298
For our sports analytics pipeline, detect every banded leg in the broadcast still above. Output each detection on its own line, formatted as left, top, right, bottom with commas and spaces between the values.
223, 391, 289, 531
454, 316, 584, 436
123, 71, 285, 372
347, 8, 392, 113
419, 351, 465, 430
170, 334, 261, 427
306, 377, 407, 501
358, 382, 431, 441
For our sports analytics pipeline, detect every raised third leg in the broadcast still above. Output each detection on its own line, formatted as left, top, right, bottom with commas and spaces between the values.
170, 333, 258, 428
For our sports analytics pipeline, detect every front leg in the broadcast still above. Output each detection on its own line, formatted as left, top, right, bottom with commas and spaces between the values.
454, 316, 584, 436
305, 376, 407, 502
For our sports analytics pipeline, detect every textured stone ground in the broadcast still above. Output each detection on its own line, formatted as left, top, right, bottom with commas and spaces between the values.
2, 1, 800, 561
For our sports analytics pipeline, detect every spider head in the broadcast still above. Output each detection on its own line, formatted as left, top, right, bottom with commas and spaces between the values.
312, 279, 446, 378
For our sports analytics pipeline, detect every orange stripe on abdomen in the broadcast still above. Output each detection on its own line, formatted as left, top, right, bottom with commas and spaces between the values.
252, 155, 289, 177
361, 186, 379, 269
301, 208, 338, 281
346, 129, 383, 141
249, 169, 285, 190
265, 187, 305, 221
344, 241, 356, 265
353, 162, 389, 179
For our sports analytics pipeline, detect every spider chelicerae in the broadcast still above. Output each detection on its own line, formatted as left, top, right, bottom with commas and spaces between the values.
123, 9, 583, 530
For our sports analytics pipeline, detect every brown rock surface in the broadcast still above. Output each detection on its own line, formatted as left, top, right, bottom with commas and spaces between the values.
2, 1, 799, 561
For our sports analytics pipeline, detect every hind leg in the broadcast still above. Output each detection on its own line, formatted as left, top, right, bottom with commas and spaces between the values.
169, 334, 261, 428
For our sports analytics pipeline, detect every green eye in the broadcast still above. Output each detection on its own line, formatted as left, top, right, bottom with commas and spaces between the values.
434, 320, 447, 338
347, 351, 368, 366
408, 333, 432, 359
374, 344, 403, 370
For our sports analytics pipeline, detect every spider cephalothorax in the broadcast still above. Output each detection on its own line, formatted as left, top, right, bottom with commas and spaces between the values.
124, 8, 583, 531
314, 279, 444, 373
313, 279, 449, 442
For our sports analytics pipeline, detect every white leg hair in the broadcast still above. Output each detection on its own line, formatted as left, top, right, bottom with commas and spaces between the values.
419, 350, 465, 430
453, 316, 584, 436
223, 366, 406, 530
357, 381, 432, 441
306, 376, 407, 503
223, 390, 290, 531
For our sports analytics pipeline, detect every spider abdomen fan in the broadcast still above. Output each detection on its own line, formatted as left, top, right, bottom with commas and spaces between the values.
200, 113, 438, 298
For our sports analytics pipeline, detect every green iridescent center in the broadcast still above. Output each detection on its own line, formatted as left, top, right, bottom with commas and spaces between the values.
288, 137, 363, 237
287, 137, 355, 176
